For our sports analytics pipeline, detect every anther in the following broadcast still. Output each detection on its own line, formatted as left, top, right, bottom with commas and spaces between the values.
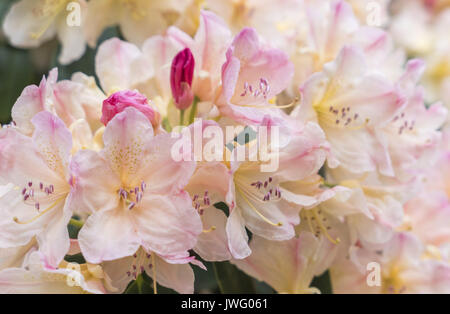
136, 192, 143, 203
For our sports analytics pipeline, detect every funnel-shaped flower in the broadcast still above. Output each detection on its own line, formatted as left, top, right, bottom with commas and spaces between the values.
170, 48, 195, 110
70, 107, 201, 263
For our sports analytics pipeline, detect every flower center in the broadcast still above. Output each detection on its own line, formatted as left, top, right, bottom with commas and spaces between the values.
125, 248, 158, 294
382, 264, 407, 294
240, 78, 271, 100
191, 191, 211, 215
237, 77, 296, 109
391, 112, 416, 135
235, 174, 283, 227
316, 103, 370, 131
13, 180, 67, 224
301, 207, 340, 245
118, 181, 146, 210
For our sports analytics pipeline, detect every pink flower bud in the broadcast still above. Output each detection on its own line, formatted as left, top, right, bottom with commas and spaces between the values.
101, 90, 160, 128
170, 48, 195, 110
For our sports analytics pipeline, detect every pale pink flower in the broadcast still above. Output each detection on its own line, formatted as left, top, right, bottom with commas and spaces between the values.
312, 176, 405, 247
0, 239, 37, 271
69, 107, 201, 263
331, 232, 450, 293
95, 38, 146, 96
232, 232, 338, 294
94, 10, 233, 120
208, 0, 362, 95
186, 161, 234, 262
381, 59, 448, 180
2, 0, 87, 64
11, 68, 104, 136
181, 120, 235, 262
225, 118, 329, 258
0, 112, 74, 267
167, 10, 233, 104
285, 177, 356, 246
346, 0, 390, 26
292, 45, 406, 175
404, 191, 450, 248
83, 0, 202, 49
403, 137, 450, 247
95, 36, 184, 117
217, 27, 294, 125
390, 0, 435, 56
0, 251, 114, 294
102, 247, 205, 294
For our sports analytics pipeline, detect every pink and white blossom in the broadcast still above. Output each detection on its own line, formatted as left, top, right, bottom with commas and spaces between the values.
70, 107, 201, 263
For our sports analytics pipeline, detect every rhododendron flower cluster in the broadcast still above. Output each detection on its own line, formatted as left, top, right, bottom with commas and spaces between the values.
0, 0, 449, 294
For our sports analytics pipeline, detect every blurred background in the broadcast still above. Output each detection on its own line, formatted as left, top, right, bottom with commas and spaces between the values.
0, 0, 120, 125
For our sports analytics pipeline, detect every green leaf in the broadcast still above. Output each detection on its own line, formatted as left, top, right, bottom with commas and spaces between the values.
212, 261, 255, 294
194, 261, 219, 293
67, 218, 83, 239
311, 270, 333, 294
0, 46, 39, 124
214, 202, 229, 217
0, 0, 16, 25
251, 279, 276, 294
125, 273, 153, 294
64, 253, 86, 265
124, 272, 177, 294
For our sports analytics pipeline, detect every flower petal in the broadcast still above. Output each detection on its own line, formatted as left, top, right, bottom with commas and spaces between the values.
78, 209, 140, 264
133, 193, 202, 259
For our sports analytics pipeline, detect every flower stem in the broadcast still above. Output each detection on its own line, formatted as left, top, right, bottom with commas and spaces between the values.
188, 96, 199, 125
69, 218, 84, 229
180, 109, 185, 125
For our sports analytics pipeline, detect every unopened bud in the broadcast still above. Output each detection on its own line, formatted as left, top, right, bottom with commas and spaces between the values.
101, 90, 160, 128
170, 48, 195, 110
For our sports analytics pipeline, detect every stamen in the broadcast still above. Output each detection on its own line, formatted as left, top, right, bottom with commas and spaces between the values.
202, 226, 217, 233
240, 78, 272, 100
236, 186, 283, 227
136, 192, 143, 203
14, 196, 66, 224
312, 209, 340, 244
250, 177, 281, 202
151, 253, 157, 294
319, 104, 370, 130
